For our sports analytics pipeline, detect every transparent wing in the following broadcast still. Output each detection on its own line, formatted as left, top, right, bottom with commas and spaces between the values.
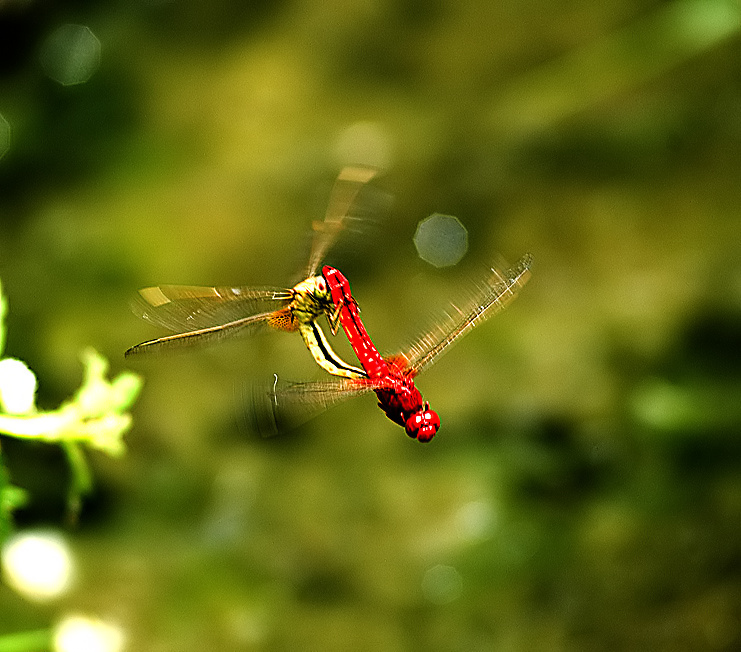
126, 285, 293, 357
125, 310, 280, 357
404, 253, 532, 375
247, 375, 375, 437
130, 285, 293, 332
304, 166, 380, 278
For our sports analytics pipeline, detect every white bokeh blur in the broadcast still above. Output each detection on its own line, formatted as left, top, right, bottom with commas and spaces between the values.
1, 530, 75, 601
0, 358, 38, 415
53, 614, 125, 652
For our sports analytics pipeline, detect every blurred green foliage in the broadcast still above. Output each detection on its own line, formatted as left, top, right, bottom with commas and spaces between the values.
1, 0, 740, 650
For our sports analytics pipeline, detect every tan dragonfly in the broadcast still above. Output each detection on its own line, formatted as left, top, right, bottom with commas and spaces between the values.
125, 167, 378, 379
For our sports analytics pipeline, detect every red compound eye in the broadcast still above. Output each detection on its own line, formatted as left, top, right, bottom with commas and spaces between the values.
405, 405, 440, 442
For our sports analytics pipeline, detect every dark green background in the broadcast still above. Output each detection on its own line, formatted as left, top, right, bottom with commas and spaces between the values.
1, 1, 740, 649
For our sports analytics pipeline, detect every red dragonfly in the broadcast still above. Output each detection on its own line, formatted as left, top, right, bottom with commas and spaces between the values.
253, 254, 532, 441
125, 167, 378, 379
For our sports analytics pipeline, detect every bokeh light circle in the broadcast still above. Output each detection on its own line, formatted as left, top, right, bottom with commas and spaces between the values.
53, 615, 125, 652
40, 24, 101, 86
1, 530, 75, 601
413, 213, 469, 267
421, 564, 463, 604
334, 121, 393, 170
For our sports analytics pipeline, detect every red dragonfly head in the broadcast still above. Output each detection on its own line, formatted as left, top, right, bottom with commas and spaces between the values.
404, 403, 440, 442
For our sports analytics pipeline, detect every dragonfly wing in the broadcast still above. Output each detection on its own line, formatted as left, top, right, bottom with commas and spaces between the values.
304, 166, 380, 278
247, 375, 374, 437
404, 253, 532, 375
125, 310, 280, 357
130, 285, 293, 333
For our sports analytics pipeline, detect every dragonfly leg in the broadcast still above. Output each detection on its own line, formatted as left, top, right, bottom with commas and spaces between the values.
328, 302, 342, 336
328, 293, 362, 336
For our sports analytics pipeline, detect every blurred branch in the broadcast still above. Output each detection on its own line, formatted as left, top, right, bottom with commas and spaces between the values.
0, 279, 143, 530
488, 0, 741, 141
0, 349, 142, 457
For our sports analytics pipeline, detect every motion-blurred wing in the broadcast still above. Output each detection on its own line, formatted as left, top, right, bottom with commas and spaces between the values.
247, 375, 374, 437
304, 166, 380, 278
126, 285, 292, 357
404, 253, 532, 375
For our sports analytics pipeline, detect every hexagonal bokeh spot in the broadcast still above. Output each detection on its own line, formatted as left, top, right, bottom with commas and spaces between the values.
0, 114, 9, 161
413, 213, 469, 267
40, 24, 101, 86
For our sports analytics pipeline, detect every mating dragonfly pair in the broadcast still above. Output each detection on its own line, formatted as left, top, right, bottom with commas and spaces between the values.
125, 167, 532, 442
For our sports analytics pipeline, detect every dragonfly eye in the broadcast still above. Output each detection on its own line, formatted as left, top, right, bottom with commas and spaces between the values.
405, 406, 439, 442
316, 277, 327, 295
